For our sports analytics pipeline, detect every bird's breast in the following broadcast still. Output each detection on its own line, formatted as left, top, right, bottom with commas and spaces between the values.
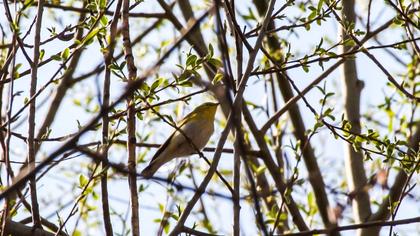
180, 119, 214, 149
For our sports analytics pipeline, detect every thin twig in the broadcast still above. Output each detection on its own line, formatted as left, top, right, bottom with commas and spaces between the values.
26, 0, 45, 229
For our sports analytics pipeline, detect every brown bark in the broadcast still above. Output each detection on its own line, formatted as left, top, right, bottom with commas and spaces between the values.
339, 2, 372, 234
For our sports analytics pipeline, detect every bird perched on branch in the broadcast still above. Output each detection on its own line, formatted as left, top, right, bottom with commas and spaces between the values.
141, 102, 219, 179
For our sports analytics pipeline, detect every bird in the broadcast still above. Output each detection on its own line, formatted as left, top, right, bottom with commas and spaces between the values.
140, 102, 219, 179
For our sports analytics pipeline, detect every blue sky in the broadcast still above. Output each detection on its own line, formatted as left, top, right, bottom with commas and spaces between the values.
1, 0, 419, 235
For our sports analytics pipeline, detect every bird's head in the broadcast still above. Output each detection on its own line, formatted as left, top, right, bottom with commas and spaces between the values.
193, 102, 219, 119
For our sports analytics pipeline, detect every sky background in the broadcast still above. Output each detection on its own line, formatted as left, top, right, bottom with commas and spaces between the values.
1, 0, 419, 235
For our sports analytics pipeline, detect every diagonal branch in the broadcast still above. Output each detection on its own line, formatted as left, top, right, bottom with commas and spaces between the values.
169, 1, 277, 234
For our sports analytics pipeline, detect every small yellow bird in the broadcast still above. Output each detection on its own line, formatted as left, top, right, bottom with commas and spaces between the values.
141, 102, 219, 179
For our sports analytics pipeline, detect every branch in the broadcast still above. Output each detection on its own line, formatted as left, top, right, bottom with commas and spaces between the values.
169, 1, 277, 234
0, 3, 213, 203
251, 0, 335, 229
121, 0, 140, 233
338, 0, 372, 227
100, 0, 123, 234
3, 220, 57, 236
370, 123, 420, 222
242, 104, 309, 231
40, 2, 168, 18
27, 0, 45, 229
331, 6, 420, 102
260, 14, 401, 134
278, 216, 420, 236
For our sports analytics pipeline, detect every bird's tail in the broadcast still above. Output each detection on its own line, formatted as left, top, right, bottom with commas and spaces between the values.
140, 159, 164, 179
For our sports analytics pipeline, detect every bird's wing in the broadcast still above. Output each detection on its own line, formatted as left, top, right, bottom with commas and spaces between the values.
177, 109, 197, 127
149, 131, 175, 163
148, 119, 189, 163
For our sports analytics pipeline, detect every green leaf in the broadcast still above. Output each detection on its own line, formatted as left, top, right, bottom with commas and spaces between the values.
138, 184, 147, 192
343, 38, 356, 47
208, 44, 214, 58
212, 72, 224, 85
186, 54, 197, 67
164, 220, 170, 233
354, 29, 365, 36
51, 54, 62, 61
317, 0, 325, 13
73, 99, 81, 106
61, 48, 70, 60
327, 51, 337, 57
313, 121, 323, 131
140, 82, 150, 93
255, 165, 266, 176
323, 107, 334, 118
179, 81, 192, 87
318, 59, 324, 70
392, 17, 404, 26
39, 49, 45, 61
151, 78, 163, 91
308, 9, 317, 21
315, 85, 325, 94
82, 28, 100, 45
241, 7, 257, 21
100, 16, 108, 26
304, 22, 311, 31
208, 58, 223, 68
79, 174, 88, 188
99, 0, 107, 9
136, 112, 143, 120
92, 190, 99, 200
119, 61, 126, 70
23, 0, 34, 6
302, 64, 309, 72
300, 55, 309, 72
